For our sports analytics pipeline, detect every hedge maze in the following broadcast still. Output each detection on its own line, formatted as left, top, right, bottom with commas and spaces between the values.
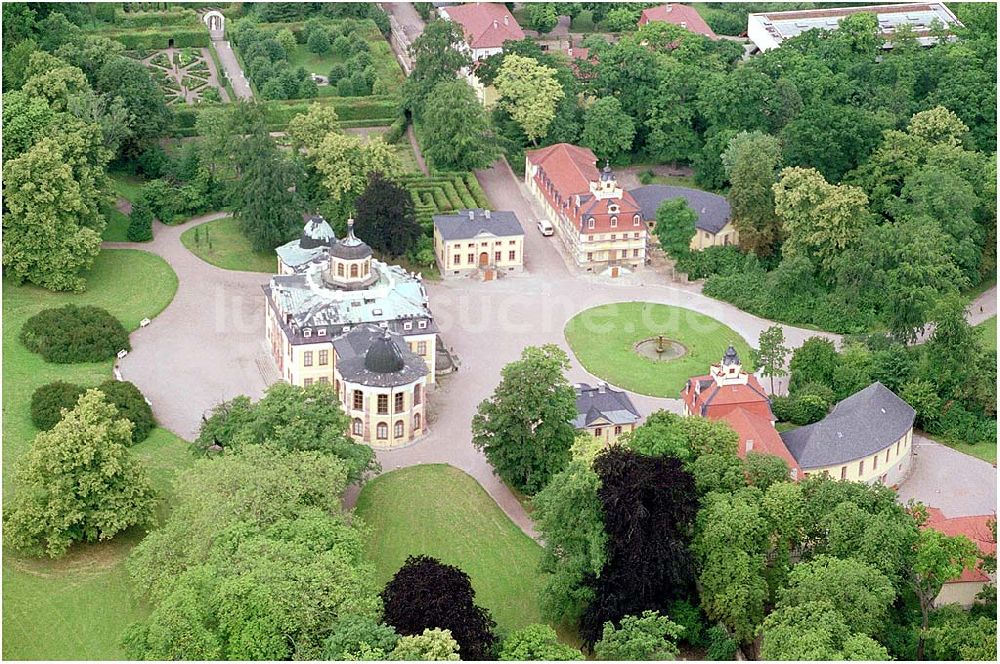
400, 173, 491, 229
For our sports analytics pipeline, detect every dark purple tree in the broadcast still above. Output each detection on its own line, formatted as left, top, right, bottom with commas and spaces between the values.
353, 172, 422, 257
580, 446, 700, 646
381, 555, 498, 660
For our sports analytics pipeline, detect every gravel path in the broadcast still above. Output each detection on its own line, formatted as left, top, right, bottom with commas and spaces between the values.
213, 40, 253, 100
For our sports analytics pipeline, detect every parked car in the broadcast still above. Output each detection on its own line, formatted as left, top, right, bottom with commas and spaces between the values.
537, 219, 554, 236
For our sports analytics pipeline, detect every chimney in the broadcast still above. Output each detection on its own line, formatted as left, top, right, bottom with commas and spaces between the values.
598, 383, 607, 393
468, 210, 475, 220
484, 209, 491, 219
493, 18, 498, 28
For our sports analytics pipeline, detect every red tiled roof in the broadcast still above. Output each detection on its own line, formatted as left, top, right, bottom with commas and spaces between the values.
924, 508, 997, 583
526, 143, 599, 196
720, 408, 802, 473
443, 3, 525, 50
639, 4, 717, 39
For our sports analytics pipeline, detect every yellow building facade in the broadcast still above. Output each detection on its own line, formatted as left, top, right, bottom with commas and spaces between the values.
433, 209, 525, 277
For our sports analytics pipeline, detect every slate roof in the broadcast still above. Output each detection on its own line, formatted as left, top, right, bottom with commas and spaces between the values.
572, 383, 641, 429
442, 2, 525, 49
434, 209, 524, 241
334, 324, 427, 388
780, 382, 916, 469
330, 221, 373, 260
266, 259, 435, 343
629, 184, 732, 233
639, 4, 718, 39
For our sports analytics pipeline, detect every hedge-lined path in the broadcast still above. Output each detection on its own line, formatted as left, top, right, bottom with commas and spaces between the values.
213, 39, 253, 100
407, 125, 430, 175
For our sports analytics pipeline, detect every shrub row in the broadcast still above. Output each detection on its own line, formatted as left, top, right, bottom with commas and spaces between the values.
20, 305, 131, 364
96, 27, 210, 49
31, 380, 155, 443
113, 7, 202, 29
399, 173, 490, 228
170, 96, 400, 134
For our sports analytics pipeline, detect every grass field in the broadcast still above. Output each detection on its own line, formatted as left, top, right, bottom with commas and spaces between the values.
108, 170, 146, 203
976, 315, 996, 353
180, 216, 276, 273
564, 302, 753, 397
356, 465, 569, 641
102, 208, 132, 242
2, 249, 190, 660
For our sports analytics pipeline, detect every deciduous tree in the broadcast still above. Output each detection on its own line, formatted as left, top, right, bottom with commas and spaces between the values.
382, 555, 498, 660
499, 624, 583, 661
390, 628, 461, 661
581, 96, 635, 162
654, 198, 697, 258
421, 79, 498, 171
3, 390, 156, 557
403, 19, 470, 119
755, 325, 789, 394
472, 345, 577, 494
354, 172, 422, 257
912, 528, 980, 659
758, 600, 890, 661
495, 54, 565, 145
722, 131, 782, 257
594, 611, 683, 661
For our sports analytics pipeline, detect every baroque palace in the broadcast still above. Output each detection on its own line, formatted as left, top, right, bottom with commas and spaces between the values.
264, 216, 436, 447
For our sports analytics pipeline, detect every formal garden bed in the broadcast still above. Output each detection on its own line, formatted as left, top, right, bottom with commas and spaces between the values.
564, 302, 753, 397
355, 464, 576, 645
179, 217, 276, 274
399, 173, 491, 230
2, 249, 189, 660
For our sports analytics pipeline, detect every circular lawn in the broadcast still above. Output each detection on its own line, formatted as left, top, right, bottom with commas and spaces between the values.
564, 302, 753, 398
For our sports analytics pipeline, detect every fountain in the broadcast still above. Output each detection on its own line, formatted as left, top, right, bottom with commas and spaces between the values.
633, 334, 687, 362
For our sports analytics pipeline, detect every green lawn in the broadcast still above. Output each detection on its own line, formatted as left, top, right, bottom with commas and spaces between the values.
564, 302, 753, 398
356, 465, 570, 641
108, 170, 146, 203
2, 249, 191, 660
180, 216, 276, 273
976, 315, 996, 353
102, 208, 132, 242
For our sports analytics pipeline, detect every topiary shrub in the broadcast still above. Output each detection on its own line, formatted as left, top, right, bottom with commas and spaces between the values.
97, 380, 155, 443
20, 305, 130, 364
127, 201, 154, 242
30, 381, 86, 431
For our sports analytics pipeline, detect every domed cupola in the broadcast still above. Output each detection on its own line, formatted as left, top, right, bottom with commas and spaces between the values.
364, 328, 406, 374
326, 219, 377, 289
712, 344, 748, 386
299, 214, 336, 249
722, 345, 740, 367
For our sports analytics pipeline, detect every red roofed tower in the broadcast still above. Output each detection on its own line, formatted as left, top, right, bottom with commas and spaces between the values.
682, 346, 801, 476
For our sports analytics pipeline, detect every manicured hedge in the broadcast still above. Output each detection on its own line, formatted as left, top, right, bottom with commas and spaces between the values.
114, 8, 202, 29
20, 305, 131, 364
29, 380, 155, 443
99, 27, 210, 49
30, 381, 86, 431
170, 96, 400, 135
400, 173, 492, 229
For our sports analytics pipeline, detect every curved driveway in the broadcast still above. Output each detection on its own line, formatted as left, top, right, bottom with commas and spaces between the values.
107, 160, 994, 538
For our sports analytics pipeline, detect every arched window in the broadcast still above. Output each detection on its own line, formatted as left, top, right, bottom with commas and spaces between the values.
364, 260, 370, 275
633, 214, 641, 226
610, 216, 618, 228
350, 264, 359, 278
414, 412, 421, 430
587, 217, 595, 229
394, 420, 404, 438
337, 263, 345, 277
413, 384, 422, 405
376, 422, 388, 439
352, 418, 363, 435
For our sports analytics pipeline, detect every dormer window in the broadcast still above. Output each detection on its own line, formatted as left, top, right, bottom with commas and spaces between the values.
318, 328, 327, 337
609, 204, 619, 213
418, 320, 427, 329
633, 215, 641, 226
610, 216, 618, 228
304, 328, 312, 338
404, 321, 413, 331
746, 439, 754, 452
587, 217, 595, 229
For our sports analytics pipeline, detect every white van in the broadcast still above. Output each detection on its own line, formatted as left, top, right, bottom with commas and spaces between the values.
536, 219, 554, 236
